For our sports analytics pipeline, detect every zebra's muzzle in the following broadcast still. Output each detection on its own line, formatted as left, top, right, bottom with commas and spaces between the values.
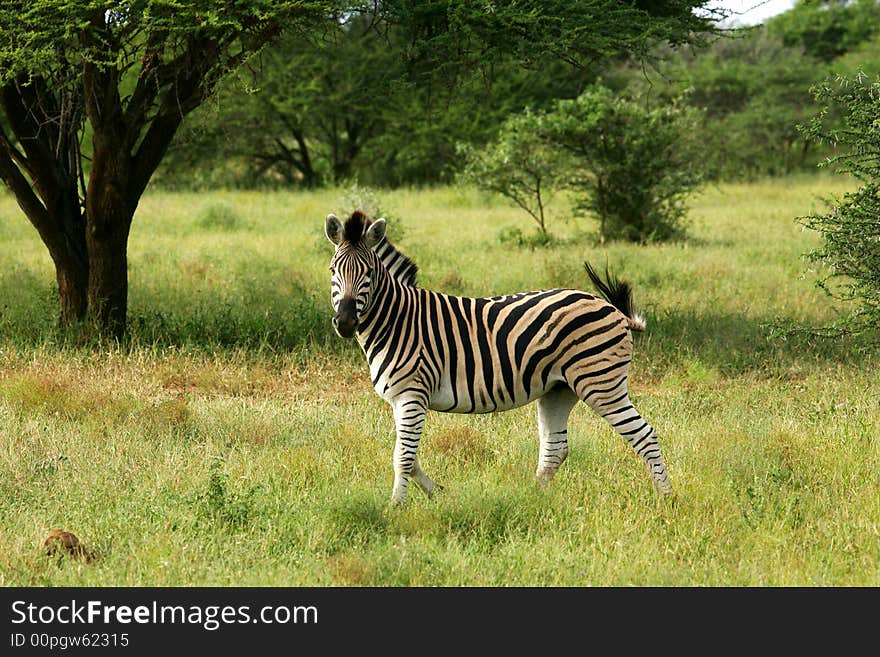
333, 297, 358, 338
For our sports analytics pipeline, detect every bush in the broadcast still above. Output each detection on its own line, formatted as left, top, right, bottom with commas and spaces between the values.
542, 85, 703, 243
799, 73, 880, 343
496, 226, 557, 249
197, 203, 245, 231
457, 110, 563, 236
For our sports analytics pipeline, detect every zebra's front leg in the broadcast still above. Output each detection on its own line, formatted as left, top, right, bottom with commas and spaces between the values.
535, 385, 579, 488
390, 397, 429, 505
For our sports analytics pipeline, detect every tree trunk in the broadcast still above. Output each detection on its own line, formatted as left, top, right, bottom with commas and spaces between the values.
54, 247, 89, 328
85, 210, 132, 338
85, 136, 134, 339
0, 77, 90, 329
52, 198, 90, 328
535, 176, 547, 235
334, 124, 361, 183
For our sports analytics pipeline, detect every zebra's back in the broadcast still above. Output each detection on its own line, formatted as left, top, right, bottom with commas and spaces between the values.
396, 287, 633, 413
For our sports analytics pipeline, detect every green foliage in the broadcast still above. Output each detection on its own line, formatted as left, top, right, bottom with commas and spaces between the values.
197, 458, 261, 528
495, 226, 557, 249
157, 0, 724, 189
160, 15, 591, 189
767, 0, 880, 63
457, 111, 563, 236
831, 36, 880, 79
688, 32, 820, 179
605, 0, 880, 183
160, 14, 398, 189
614, 29, 825, 180
0, 1, 341, 124
542, 85, 703, 243
366, 0, 724, 185
799, 73, 880, 342
393, 0, 725, 69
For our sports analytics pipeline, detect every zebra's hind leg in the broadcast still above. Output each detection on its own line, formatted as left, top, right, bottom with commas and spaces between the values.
535, 384, 579, 488
581, 377, 672, 495
411, 456, 442, 498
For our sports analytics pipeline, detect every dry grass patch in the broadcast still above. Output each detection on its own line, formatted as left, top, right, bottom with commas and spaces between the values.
432, 271, 467, 294
0, 372, 139, 424
327, 553, 375, 585
431, 425, 495, 466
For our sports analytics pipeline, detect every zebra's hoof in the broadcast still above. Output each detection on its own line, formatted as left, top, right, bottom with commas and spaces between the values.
535, 470, 556, 490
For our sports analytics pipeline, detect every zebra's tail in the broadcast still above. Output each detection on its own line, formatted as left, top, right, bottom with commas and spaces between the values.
584, 261, 646, 332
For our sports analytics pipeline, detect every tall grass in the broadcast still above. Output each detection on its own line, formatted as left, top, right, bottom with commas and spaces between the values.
0, 178, 877, 586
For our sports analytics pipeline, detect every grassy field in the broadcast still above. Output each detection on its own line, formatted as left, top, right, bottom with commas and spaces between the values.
0, 177, 878, 586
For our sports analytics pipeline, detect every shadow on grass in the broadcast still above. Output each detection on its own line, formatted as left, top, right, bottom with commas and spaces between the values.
320, 488, 543, 559
322, 494, 390, 555
636, 308, 872, 381
0, 263, 873, 375
0, 265, 344, 357
0, 267, 58, 339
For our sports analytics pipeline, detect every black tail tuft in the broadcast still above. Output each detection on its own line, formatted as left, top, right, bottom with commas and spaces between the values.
584, 261, 646, 331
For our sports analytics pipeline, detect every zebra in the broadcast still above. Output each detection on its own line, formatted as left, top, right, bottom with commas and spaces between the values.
325, 210, 672, 505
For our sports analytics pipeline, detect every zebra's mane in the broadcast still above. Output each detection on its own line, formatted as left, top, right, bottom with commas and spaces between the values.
373, 236, 418, 287
343, 211, 418, 287
343, 210, 370, 245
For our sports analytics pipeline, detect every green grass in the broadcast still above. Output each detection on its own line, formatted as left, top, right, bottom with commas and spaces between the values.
0, 178, 878, 586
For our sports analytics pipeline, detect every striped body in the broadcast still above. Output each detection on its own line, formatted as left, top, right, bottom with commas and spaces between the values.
361, 286, 631, 414
326, 212, 671, 504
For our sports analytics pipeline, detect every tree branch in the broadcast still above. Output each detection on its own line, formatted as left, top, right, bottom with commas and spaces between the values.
1, 78, 67, 207
127, 43, 220, 203
80, 12, 125, 137
0, 124, 32, 177
0, 146, 66, 256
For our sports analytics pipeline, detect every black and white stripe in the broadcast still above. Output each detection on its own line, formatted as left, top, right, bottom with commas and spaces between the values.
325, 211, 672, 504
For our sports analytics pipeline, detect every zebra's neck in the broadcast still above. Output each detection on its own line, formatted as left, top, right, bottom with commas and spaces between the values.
374, 237, 418, 287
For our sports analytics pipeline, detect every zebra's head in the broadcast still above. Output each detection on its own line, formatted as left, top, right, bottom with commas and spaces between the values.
325, 211, 387, 338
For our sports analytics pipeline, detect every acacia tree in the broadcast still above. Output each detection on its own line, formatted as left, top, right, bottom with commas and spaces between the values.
165, 14, 401, 188
800, 73, 880, 342
0, 1, 342, 336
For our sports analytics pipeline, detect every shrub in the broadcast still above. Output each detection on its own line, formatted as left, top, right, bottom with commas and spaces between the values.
457, 110, 563, 236
542, 85, 703, 243
799, 73, 880, 342
197, 203, 245, 231
496, 226, 556, 249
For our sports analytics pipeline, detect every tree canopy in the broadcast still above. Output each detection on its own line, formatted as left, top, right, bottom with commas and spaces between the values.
160, 1, 727, 188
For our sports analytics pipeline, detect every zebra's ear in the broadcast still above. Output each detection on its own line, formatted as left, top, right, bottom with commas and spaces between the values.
325, 213, 344, 246
364, 217, 386, 249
